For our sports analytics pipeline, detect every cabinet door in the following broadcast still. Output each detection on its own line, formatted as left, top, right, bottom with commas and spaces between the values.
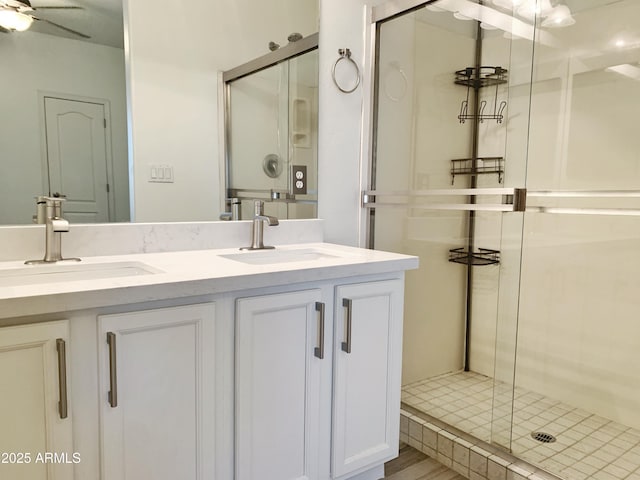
98, 303, 216, 480
0, 320, 73, 480
332, 279, 404, 478
236, 289, 330, 480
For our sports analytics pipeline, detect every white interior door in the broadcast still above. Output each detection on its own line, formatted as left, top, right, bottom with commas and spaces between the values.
44, 96, 111, 222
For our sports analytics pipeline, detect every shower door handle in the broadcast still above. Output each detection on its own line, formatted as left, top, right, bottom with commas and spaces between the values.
362, 187, 526, 212
341, 298, 353, 354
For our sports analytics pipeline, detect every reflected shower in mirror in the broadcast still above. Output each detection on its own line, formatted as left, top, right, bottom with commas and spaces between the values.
224, 35, 319, 221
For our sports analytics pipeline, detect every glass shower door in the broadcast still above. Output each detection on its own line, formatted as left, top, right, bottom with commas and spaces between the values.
510, 1, 640, 477
368, 0, 534, 450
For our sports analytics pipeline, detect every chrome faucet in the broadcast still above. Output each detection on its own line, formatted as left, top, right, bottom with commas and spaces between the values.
240, 200, 279, 250
26, 196, 81, 264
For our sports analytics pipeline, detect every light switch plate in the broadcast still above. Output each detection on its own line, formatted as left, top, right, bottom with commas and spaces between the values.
149, 164, 174, 183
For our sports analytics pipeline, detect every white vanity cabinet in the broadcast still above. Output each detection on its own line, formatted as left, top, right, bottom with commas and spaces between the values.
0, 320, 74, 480
0, 243, 415, 480
235, 276, 405, 480
332, 280, 404, 479
235, 288, 332, 480
97, 303, 217, 480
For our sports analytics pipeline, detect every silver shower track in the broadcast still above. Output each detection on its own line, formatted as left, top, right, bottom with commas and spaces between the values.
223, 33, 319, 83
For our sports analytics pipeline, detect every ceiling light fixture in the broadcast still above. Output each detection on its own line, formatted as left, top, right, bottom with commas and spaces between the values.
0, 7, 33, 31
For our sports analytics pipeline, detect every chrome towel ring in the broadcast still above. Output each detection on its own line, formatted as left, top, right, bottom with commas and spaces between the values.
332, 48, 361, 94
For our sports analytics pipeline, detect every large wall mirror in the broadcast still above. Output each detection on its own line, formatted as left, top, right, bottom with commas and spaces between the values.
0, 0, 319, 225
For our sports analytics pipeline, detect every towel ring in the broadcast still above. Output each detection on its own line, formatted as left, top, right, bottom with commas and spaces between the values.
332, 48, 361, 94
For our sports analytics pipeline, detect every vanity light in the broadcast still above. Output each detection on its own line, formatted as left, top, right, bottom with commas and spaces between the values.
0, 8, 33, 31
541, 5, 575, 27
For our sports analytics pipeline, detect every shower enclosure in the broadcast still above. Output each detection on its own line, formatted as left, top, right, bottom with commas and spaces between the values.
367, 1, 640, 478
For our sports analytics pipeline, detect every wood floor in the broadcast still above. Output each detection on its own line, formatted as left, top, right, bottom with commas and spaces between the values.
384, 444, 465, 480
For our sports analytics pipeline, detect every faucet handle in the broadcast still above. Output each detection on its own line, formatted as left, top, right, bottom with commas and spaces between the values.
253, 200, 265, 217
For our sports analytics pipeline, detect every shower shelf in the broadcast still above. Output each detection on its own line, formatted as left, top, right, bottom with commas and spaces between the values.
455, 66, 508, 124
454, 66, 508, 89
448, 247, 500, 266
451, 157, 504, 185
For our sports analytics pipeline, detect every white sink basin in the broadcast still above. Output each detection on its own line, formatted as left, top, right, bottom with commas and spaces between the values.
0, 261, 162, 287
220, 248, 341, 265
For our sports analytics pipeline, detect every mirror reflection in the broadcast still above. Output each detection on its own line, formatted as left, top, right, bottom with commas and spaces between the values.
0, 0, 318, 225
226, 41, 319, 221
0, 0, 128, 225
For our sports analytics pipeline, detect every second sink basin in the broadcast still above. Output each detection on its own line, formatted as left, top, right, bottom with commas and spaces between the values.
220, 248, 341, 265
0, 261, 162, 288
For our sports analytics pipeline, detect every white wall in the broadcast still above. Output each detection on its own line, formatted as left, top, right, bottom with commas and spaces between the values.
125, 0, 318, 222
0, 31, 128, 224
317, 0, 387, 246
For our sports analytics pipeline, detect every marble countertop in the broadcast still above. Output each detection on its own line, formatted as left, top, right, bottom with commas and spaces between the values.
0, 243, 418, 320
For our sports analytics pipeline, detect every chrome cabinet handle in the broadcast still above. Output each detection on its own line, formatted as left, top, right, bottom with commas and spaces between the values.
107, 332, 118, 408
314, 302, 325, 359
341, 298, 353, 354
56, 339, 68, 419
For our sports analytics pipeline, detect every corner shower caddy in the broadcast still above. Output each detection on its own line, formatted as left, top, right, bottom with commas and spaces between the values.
456, 66, 508, 124
448, 65, 508, 268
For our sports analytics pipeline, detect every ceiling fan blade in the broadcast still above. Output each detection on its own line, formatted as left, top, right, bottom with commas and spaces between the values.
32, 16, 90, 38
33, 6, 83, 9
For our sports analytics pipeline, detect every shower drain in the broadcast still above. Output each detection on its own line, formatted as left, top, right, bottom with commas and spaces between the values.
531, 431, 557, 443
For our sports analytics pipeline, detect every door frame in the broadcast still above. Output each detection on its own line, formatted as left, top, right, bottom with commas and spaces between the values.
38, 91, 116, 222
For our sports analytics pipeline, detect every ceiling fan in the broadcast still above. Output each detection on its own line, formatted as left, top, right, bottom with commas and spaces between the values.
0, 0, 90, 39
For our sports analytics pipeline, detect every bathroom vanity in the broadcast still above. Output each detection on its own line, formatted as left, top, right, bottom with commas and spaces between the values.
0, 240, 417, 480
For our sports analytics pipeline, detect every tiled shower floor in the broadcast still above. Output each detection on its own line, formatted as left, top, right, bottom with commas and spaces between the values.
402, 371, 640, 480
